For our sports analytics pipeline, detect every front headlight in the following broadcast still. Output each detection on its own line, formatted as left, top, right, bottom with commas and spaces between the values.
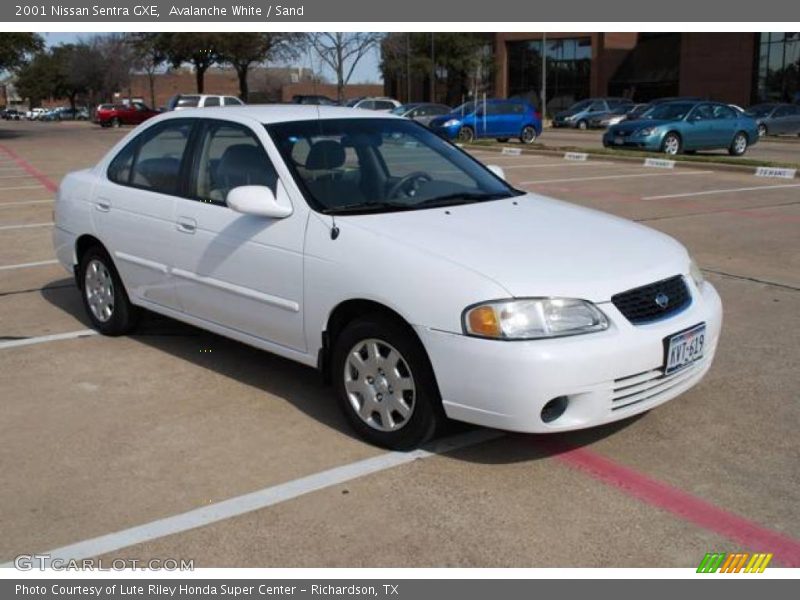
442, 119, 460, 127
637, 126, 658, 136
463, 298, 609, 340
689, 259, 705, 288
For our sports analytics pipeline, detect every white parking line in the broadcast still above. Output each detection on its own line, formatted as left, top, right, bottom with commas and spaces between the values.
520, 171, 712, 185
0, 222, 53, 231
0, 184, 44, 191
0, 329, 97, 351
643, 183, 800, 200
0, 429, 502, 567
496, 161, 613, 169
0, 199, 52, 207
0, 174, 34, 179
0, 259, 59, 271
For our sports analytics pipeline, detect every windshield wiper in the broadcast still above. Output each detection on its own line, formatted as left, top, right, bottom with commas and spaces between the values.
415, 192, 511, 208
322, 201, 414, 215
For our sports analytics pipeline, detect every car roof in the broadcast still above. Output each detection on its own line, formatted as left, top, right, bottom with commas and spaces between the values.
154, 104, 402, 124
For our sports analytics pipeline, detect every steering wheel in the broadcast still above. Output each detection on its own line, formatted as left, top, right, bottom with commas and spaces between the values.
386, 171, 433, 199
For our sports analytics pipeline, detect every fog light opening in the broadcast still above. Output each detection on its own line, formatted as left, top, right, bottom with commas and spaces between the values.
541, 396, 569, 423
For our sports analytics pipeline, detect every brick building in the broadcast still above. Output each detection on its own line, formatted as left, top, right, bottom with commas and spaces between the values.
493, 32, 799, 114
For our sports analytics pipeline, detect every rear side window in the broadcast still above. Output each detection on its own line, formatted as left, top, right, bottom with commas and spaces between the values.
374, 101, 395, 110
224, 97, 243, 106
107, 120, 193, 195
712, 105, 737, 119
176, 96, 200, 108
204, 97, 221, 107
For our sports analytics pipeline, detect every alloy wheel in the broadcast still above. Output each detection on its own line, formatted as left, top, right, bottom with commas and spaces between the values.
343, 338, 416, 432
84, 258, 115, 322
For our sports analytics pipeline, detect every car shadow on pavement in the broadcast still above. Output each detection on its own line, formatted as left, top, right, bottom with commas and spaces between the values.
41, 280, 643, 462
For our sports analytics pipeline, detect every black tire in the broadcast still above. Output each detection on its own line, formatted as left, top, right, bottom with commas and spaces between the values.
661, 131, 682, 155
757, 123, 767, 137
457, 127, 475, 143
519, 125, 537, 144
78, 245, 139, 336
577, 119, 588, 130
331, 315, 443, 450
729, 131, 748, 156
496, 137, 509, 142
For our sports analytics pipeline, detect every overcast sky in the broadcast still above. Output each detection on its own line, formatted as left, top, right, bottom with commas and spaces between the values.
42, 32, 383, 83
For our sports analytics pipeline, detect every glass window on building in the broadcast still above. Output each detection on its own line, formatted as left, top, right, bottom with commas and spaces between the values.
757, 33, 800, 103
507, 37, 592, 115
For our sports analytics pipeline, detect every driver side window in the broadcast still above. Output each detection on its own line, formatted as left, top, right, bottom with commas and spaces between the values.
192, 122, 277, 206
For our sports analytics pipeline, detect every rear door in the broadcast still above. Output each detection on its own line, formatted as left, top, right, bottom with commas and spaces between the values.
93, 119, 195, 309
171, 119, 306, 350
685, 104, 716, 148
710, 104, 740, 146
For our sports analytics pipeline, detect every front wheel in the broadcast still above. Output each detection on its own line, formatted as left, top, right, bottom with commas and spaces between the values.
661, 132, 682, 155
332, 316, 442, 450
577, 119, 588, 130
78, 246, 139, 335
457, 127, 475, 143
729, 131, 748, 156
520, 125, 538, 144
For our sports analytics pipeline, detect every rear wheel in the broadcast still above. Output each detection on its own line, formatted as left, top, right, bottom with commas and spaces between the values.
729, 131, 748, 156
457, 127, 475, 143
520, 125, 538, 144
332, 315, 442, 450
661, 132, 682, 155
78, 246, 139, 335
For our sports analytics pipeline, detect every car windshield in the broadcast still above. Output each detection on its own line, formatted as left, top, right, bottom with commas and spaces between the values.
390, 105, 411, 115
266, 118, 522, 214
641, 102, 695, 120
567, 99, 593, 113
745, 104, 776, 118
452, 102, 476, 115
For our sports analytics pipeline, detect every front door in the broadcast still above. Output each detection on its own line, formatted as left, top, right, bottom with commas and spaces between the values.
171, 120, 306, 351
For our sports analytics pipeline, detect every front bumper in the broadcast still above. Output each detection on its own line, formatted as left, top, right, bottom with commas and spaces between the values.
603, 130, 663, 151
416, 279, 722, 433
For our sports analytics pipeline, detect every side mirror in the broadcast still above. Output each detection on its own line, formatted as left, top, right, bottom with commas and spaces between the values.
227, 184, 292, 219
487, 165, 506, 180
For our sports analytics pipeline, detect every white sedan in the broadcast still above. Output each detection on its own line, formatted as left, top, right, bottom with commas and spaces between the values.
53, 106, 722, 449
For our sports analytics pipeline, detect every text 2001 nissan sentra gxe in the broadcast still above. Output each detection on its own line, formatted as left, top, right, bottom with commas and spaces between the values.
53, 106, 722, 449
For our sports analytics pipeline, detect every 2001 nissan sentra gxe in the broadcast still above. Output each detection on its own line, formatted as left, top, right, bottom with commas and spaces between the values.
53, 106, 722, 449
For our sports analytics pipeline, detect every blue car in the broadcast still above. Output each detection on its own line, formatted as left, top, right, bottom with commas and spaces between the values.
603, 100, 759, 156
429, 99, 542, 144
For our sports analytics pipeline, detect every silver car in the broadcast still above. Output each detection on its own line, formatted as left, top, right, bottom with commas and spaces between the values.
390, 103, 452, 127
746, 103, 800, 137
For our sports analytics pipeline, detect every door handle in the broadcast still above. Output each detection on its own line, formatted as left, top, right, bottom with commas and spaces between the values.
176, 217, 197, 234
95, 199, 111, 212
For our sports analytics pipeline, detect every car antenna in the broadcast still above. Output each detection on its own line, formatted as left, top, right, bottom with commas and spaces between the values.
310, 47, 339, 241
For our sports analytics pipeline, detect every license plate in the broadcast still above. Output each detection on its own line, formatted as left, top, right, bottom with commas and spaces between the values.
614, 136, 624, 145
664, 324, 706, 375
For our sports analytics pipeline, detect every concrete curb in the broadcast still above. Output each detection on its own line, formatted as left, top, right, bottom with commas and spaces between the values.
465, 144, 800, 179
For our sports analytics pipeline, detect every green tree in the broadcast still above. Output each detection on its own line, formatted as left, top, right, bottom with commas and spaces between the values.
128, 33, 166, 108
15, 51, 57, 108
0, 32, 44, 72
217, 33, 301, 102
158, 33, 223, 93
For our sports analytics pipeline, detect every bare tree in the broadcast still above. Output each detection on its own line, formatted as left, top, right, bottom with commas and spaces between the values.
217, 33, 301, 102
128, 33, 165, 108
305, 33, 382, 102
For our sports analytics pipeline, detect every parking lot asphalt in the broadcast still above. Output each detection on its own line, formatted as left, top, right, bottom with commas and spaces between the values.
1, 120, 798, 568
538, 127, 800, 166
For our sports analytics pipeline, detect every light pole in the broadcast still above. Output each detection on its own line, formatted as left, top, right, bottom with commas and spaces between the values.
541, 32, 547, 119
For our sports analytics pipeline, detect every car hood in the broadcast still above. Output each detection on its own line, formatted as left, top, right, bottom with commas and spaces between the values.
609, 119, 674, 134
339, 194, 689, 302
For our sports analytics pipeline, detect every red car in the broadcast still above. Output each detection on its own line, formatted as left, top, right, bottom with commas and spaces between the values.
95, 102, 159, 128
